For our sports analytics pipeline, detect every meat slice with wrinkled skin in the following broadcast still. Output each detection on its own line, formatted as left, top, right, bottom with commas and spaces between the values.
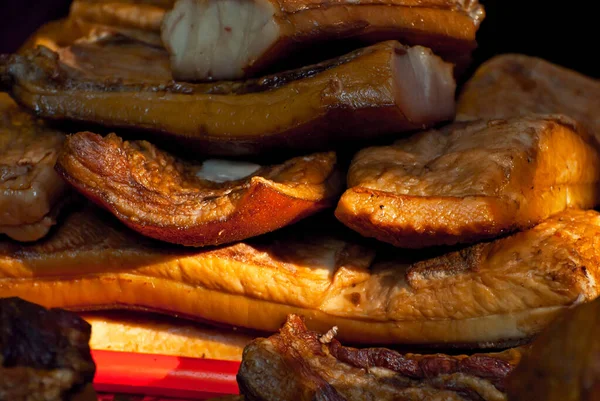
457, 54, 600, 138
336, 115, 600, 248
55, 131, 342, 246
1, 207, 600, 347
506, 297, 600, 401
238, 314, 523, 401
0, 297, 96, 401
163, 0, 484, 81
0, 94, 70, 242
0, 41, 456, 156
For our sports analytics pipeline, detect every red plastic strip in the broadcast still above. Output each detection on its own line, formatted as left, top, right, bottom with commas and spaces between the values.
92, 350, 240, 399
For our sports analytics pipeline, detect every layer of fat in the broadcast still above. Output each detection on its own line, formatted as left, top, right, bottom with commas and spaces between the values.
196, 159, 261, 182
162, 0, 279, 81
83, 313, 252, 361
393, 46, 456, 124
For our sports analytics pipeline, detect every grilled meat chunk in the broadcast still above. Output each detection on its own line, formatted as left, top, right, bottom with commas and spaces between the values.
457, 54, 600, 138
1, 207, 599, 346
163, 0, 484, 81
0, 94, 69, 242
55, 131, 341, 246
0, 41, 456, 156
336, 116, 600, 248
238, 314, 522, 401
506, 297, 600, 401
0, 297, 96, 401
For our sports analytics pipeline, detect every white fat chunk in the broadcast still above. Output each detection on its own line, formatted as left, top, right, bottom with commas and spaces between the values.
197, 159, 261, 183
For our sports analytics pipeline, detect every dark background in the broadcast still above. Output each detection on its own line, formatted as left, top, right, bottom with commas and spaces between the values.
0, 0, 597, 77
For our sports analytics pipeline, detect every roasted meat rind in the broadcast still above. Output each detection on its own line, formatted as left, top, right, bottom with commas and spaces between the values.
506, 297, 600, 401
55, 131, 341, 246
238, 315, 522, 401
0, 297, 96, 401
1, 207, 599, 346
457, 54, 600, 139
336, 116, 600, 248
163, 0, 484, 80
0, 94, 69, 242
1, 41, 456, 156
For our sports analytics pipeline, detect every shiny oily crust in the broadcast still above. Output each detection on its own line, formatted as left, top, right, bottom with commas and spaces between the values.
336, 115, 600, 248
0, 41, 456, 156
163, 0, 484, 80
1, 207, 600, 347
507, 297, 600, 401
82, 311, 252, 360
0, 94, 69, 242
457, 54, 600, 139
55, 131, 341, 246
238, 315, 523, 401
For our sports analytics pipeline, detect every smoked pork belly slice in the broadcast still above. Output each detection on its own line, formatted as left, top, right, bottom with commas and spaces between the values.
0, 297, 96, 401
335, 115, 600, 248
163, 0, 484, 81
506, 297, 600, 401
0, 41, 456, 156
1, 206, 600, 347
81, 311, 252, 360
55, 131, 342, 246
457, 54, 600, 139
0, 94, 69, 242
238, 314, 522, 401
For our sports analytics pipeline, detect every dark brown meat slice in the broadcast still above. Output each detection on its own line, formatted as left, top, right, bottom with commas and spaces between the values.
0, 297, 96, 401
0, 41, 456, 156
238, 314, 523, 401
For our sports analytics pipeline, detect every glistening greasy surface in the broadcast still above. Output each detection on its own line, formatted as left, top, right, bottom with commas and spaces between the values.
336, 116, 600, 248
1, 206, 599, 346
506, 297, 600, 401
0, 94, 69, 242
163, 0, 484, 80
238, 315, 522, 401
1, 41, 456, 156
55, 131, 341, 246
457, 54, 600, 138
0, 297, 96, 401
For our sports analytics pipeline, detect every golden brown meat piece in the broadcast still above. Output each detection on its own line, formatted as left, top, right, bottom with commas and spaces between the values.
82, 311, 252, 360
336, 116, 600, 248
163, 0, 484, 80
0, 94, 70, 242
1, 206, 599, 347
238, 314, 523, 401
55, 131, 341, 246
506, 297, 600, 401
1, 41, 456, 156
0, 297, 96, 401
457, 54, 600, 139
